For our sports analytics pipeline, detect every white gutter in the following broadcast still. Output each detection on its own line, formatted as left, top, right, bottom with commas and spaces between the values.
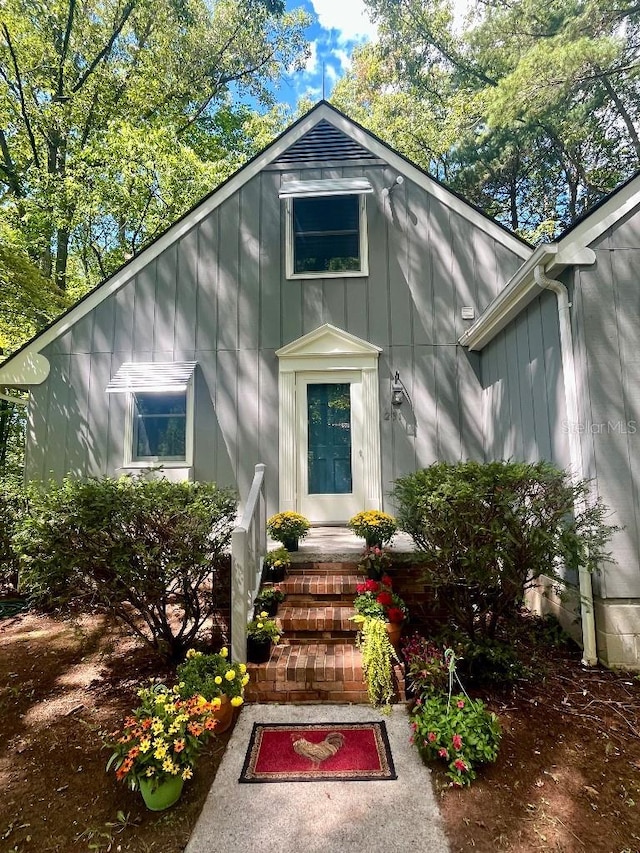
533, 265, 597, 666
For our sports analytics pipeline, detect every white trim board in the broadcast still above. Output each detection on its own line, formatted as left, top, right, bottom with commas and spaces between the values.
0, 102, 531, 388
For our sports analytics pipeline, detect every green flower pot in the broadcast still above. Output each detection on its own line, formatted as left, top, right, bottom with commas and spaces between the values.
139, 775, 184, 811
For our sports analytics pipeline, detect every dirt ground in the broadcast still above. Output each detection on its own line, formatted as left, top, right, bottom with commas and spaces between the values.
0, 609, 639, 853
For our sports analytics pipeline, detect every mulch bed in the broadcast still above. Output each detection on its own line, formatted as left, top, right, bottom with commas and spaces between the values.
0, 609, 638, 852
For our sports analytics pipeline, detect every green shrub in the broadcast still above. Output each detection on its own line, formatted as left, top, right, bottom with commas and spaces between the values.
392, 460, 615, 640
410, 692, 501, 786
0, 474, 28, 592
14, 476, 236, 660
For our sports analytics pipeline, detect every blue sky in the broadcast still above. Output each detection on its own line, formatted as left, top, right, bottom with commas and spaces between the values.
274, 0, 378, 109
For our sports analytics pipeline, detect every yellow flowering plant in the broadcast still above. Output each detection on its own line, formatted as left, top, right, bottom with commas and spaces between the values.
106, 682, 218, 791
347, 511, 397, 545
176, 648, 249, 705
266, 511, 310, 542
247, 612, 281, 643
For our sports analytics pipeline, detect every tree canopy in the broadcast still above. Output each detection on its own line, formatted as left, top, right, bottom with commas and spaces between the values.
333, 0, 640, 240
0, 0, 309, 292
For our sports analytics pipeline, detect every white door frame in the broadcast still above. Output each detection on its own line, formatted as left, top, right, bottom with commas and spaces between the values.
276, 324, 383, 523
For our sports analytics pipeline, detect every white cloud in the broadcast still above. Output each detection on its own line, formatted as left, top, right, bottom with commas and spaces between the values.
324, 63, 339, 84
310, 0, 377, 42
332, 48, 351, 71
305, 40, 319, 74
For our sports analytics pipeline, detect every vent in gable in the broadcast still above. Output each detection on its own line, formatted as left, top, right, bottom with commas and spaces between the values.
275, 120, 377, 165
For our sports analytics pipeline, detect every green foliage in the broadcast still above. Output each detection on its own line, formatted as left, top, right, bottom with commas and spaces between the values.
356, 615, 399, 709
391, 460, 616, 640
263, 547, 291, 570
247, 613, 281, 643
13, 476, 237, 660
401, 633, 449, 697
176, 649, 248, 702
353, 577, 408, 624
347, 510, 397, 544
0, 0, 311, 290
254, 585, 285, 606
0, 474, 28, 591
410, 692, 501, 786
357, 546, 392, 580
333, 0, 640, 235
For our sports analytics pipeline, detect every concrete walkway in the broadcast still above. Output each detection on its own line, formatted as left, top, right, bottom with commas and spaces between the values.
186, 703, 450, 853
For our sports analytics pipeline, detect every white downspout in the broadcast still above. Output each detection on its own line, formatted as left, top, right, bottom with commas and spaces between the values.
533, 265, 598, 665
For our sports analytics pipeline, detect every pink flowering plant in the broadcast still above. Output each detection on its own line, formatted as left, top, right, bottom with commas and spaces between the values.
357, 546, 392, 580
409, 692, 501, 786
401, 632, 449, 697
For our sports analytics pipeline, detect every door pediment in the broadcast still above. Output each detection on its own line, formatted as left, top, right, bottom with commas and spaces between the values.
276, 324, 382, 359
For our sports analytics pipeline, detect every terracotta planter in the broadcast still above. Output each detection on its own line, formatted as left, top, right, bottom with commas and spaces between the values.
139, 776, 184, 811
247, 636, 272, 663
385, 621, 403, 651
212, 694, 235, 734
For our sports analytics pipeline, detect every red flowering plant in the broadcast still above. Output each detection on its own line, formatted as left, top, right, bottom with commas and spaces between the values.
106, 682, 219, 792
353, 577, 408, 623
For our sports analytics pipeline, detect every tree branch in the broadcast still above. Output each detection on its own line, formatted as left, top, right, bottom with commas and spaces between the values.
71, 0, 137, 93
1, 23, 40, 168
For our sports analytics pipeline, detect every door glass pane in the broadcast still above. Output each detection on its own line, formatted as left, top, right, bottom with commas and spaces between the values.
307, 383, 352, 494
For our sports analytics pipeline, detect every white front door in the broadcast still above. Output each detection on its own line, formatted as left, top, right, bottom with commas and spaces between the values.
296, 371, 365, 523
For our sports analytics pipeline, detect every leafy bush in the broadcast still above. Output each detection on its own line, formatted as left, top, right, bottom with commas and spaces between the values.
392, 460, 615, 639
410, 692, 501, 786
0, 474, 28, 592
14, 476, 236, 660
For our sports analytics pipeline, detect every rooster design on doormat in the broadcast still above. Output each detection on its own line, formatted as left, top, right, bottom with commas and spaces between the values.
291, 731, 345, 767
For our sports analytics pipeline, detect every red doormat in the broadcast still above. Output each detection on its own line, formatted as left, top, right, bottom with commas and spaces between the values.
239, 721, 397, 783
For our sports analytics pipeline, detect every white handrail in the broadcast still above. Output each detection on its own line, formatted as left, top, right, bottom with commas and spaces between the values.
230, 463, 267, 663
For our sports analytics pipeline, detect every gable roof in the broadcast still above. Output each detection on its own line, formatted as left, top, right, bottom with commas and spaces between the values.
0, 100, 532, 388
459, 170, 640, 351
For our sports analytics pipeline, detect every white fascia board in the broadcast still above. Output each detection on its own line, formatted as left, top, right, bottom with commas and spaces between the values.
0, 351, 50, 388
459, 241, 598, 352
556, 174, 640, 252
323, 111, 531, 261
459, 245, 558, 351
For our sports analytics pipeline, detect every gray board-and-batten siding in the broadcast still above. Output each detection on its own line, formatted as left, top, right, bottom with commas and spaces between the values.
27, 161, 525, 516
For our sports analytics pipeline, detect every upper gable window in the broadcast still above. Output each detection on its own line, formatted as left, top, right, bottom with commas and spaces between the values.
280, 178, 373, 279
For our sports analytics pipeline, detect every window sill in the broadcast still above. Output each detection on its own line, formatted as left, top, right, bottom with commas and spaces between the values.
287, 270, 368, 280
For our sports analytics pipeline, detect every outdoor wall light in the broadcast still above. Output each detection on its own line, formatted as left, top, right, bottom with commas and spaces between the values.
391, 371, 404, 407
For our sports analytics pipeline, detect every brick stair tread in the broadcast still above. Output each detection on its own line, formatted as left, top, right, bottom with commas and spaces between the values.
287, 563, 359, 576
278, 605, 356, 632
279, 574, 362, 596
247, 642, 364, 684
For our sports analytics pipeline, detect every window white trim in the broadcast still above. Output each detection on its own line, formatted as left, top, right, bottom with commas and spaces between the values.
285, 193, 369, 280
279, 177, 374, 198
123, 382, 195, 469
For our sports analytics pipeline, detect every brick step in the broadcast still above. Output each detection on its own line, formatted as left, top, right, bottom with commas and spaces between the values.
278, 605, 357, 634
245, 642, 406, 704
245, 642, 369, 703
279, 574, 362, 596
286, 562, 359, 576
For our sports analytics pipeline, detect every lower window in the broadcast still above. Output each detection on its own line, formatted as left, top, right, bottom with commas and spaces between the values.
132, 392, 187, 462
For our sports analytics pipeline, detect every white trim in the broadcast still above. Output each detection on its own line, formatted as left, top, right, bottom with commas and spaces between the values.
285, 193, 369, 280
557, 174, 640, 253
276, 323, 382, 522
106, 361, 197, 393
279, 177, 373, 198
459, 243, 597, 351
123, 381, 194, 468
0, 103, 533, 387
